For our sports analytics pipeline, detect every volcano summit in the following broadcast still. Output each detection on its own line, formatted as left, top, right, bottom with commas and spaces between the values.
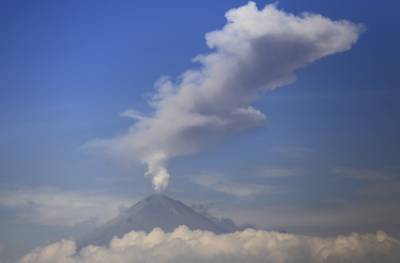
77, 194, 240, 248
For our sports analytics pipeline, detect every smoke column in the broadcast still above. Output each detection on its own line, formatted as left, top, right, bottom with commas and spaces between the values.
87, 2, 363, 191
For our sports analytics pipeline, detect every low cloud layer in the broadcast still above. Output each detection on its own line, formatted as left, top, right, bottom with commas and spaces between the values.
20, 226, 400, 263
86, 2, 363, 191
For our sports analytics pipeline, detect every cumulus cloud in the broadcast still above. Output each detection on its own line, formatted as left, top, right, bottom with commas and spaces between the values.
20, 226, 400, 263
86, 2, 363, 191
0, 187, 133, 226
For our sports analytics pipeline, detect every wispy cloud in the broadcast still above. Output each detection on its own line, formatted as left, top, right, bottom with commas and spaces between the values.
0, 186, 134, 227
217, 199, 400, 234
334, 167, 396, 182
193, 173, 278, 197
334, 167, 400, 200
120, 109, 147, 121
256, 167, 302, 178
272, 146, 314, 159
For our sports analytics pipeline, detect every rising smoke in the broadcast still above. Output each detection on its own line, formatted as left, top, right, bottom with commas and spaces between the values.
86, 2, 363, 191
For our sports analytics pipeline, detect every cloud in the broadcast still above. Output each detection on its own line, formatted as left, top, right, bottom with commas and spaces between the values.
215, 198, 400, 236
193, 173, 277, 197
334, 167, 396, 182
120, 109, 147, 121
334, 167, 400, 200
86, 2, 363, 191
272, 146, 314, 159
256, 167, 301, 178
19, 226, 400, 263
0, 187, 134, 226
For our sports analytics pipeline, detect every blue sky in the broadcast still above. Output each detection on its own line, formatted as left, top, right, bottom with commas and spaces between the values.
0, 0, 399, 262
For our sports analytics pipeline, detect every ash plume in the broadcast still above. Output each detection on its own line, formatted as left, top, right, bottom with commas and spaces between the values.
86, 2, 363, 191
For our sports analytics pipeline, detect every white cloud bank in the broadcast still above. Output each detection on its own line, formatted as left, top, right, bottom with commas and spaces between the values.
20, 226, 400, 263
86, 2, 363, 191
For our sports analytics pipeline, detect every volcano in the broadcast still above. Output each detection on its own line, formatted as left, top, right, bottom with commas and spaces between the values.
76, 194, 239, 248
